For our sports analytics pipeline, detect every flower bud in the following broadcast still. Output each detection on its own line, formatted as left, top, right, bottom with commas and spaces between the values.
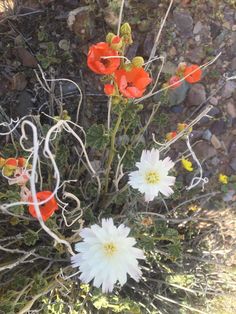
132, 56, 144, 68
110, 36, 123, 50
120, 23, 132, 35
106, 32, 116, 44
104, 84, 115, 96
17, 157, 26, 168
0, 157, 5, 168
112, 96, 122, 105
4, 158, 17, 170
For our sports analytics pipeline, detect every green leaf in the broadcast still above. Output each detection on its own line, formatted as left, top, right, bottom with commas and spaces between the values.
24, 230, 39, 246
86, 124, 109, 149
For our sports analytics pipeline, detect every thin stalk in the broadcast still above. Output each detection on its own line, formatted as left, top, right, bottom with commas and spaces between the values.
104, 110, 123, 193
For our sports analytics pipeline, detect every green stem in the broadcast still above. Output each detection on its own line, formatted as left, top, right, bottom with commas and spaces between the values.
104, 110, 123, 193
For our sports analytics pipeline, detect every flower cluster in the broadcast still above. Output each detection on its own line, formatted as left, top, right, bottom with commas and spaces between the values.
0, 156, 58, 221
167, 62, 202, 89
87, 23, 152, 100
0, 157, 28, 177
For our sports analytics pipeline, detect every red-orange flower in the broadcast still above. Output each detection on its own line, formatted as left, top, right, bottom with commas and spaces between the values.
87, 42, 120, 75
28, 191, 58, 221
184, 65, 202, 84
115, 67, 152, 98
168, 76, 182, 89
104, 84, 115, 96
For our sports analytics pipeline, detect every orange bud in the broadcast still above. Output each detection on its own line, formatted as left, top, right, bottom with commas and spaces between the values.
5, 158, 18, 169
104, 84, 115, 96
17, 157, 26, 168
166, 131, 177, 141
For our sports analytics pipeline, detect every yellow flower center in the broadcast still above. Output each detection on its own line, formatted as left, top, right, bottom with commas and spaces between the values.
145, 171, 160, 184
103, 242, 117, 256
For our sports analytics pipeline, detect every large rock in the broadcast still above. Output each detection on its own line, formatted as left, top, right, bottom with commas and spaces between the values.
173, 9, 193, 38
187, 83, 206, 107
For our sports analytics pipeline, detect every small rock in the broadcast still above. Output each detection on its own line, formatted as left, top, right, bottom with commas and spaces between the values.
16, 47, 38, 67
222, 81, 236, 99
230, 32, 236, 57
202, 129, 212, 141
10, 73, 27, 91
232, 57, 236, 71
210, 119, 227, 136
208, 107, 221, 117
187, 83, 206, 106
186, 46, 206, 64
229, 157, 236, 172
170, 105, 183, 113
162, 61, 176, 75
173, 9, 193, 38
210, 22, 221, 39
211, 156, 220, 166
194, 141, 217, 159
169, 46, 177, 57
189, 130, 204, 141
209, 97, 218, 106
223, 190, 235, 202
67, 6, 95, 40
227, 102, 236, 118
211, 134, 222, 149
193, 21, 203, 34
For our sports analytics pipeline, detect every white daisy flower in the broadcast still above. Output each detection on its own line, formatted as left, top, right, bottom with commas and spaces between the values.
128, 148, 175, 202
71, 218, 144, 293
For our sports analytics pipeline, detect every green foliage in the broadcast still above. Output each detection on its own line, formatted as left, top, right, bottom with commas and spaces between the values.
24, 229, 39, 246
86, 124, 109, 149
91, 292, 142, 313
36, 42, 60, 69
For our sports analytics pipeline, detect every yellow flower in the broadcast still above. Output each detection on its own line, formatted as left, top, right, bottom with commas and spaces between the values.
218, 173, 228, 184
181, 158, 193, 172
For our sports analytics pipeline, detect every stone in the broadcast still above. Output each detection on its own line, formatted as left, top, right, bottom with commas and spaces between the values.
210, 119, 227, 136
16, 47, 38, 68
211, 134, 222, 149
162, 61, 176, 75
170, 105, 183, 114
232, 57, 236, 71
202, 129, 212, 141
208, 107, 221, 117
67, 6, 95, 40
194, 141, 217, 160
186, 46, 206, 64
229, 157, 236, 171
169, 46, 177, 57
209, 97, 218, 106
227, 102, 236, 118
210, 22, 221, 39
223, 190, 236, 202
193, 21, 203, 34
222, 81, 236, 99
211, 156, 220, 166
173, 9, 193, 38
187, 83, 206, 107
230, 32, 236, 57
